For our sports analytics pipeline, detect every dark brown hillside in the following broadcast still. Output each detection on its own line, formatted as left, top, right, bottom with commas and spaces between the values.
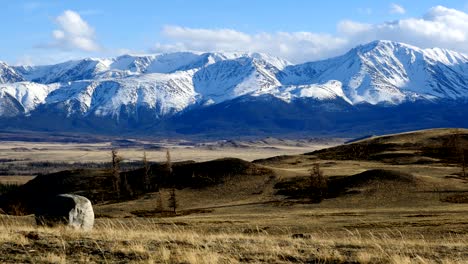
0, 158, 273, 215
305, 128, 468, 164
275, 169, 417, 200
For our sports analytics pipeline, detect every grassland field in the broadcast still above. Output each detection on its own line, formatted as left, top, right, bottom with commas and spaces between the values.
1, 129, 468, 263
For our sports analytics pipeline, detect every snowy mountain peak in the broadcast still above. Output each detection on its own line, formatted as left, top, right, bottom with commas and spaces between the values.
281, 40, 468, 105
354, 40, 468, 66
0, 61, 25, 84
357, 40, 419, 50
0, 41, 467, 123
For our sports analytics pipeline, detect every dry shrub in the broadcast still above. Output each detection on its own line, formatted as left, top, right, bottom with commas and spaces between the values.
7, 202, 28, 216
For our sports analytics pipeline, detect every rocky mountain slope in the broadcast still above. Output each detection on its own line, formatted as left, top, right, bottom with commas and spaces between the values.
0, 40, 467, 136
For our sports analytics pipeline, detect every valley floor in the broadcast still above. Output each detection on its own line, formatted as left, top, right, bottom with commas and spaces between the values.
0, 137, 335, 180
1, 129, 468, 263
2, 204, 468, 263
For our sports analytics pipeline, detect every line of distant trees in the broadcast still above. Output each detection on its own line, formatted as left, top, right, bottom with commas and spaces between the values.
111, 149, 178, 214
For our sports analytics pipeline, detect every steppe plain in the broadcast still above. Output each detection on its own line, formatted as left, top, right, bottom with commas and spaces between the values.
1, 129, 468, 263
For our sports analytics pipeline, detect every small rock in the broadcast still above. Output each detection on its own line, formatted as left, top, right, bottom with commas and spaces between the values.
24, 231, 40, 240
292, 233, 311, 239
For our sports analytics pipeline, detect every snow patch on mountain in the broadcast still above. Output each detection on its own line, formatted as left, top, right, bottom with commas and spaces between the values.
42, 71, 196, 119
251, 80, 352, 104
193, 56, 284, 103
280, 40, 468, 104
0, 82, 59, 113
0, 41, 467, 122
0, 62, 25, 84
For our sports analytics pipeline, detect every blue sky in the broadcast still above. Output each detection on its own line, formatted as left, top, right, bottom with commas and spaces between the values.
1, 0, 468, 65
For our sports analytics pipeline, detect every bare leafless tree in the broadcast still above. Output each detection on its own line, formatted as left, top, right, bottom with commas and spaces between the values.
168, 188, 177, 214
123, 174, 133, 198
142, 152, 151, 191
165, 149, 177, 214
156, 191, 163, 212
165, 149, 173, 176
309, 163, 327, 203
111, 149, 122, 198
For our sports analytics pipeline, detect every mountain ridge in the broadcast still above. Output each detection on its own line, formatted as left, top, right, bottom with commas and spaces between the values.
0, 40, 467, 136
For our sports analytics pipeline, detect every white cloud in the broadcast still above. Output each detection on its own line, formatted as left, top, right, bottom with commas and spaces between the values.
15, 55, 34, 66
153, 26, 347, 63
14, 51, 96, 66
390, 3, 406, 14
337, 20, 372, 35
151, 6, 468, 63
342, 6, 468, 53
44, 10, 100, 52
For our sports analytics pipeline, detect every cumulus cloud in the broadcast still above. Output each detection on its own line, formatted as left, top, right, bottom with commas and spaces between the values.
44, 10, 99, 52
337, 20, 372, 35
152, 6, 468, 63
153, 26, 348, 63
389, 3, 406, 14
340, 6, 468, 53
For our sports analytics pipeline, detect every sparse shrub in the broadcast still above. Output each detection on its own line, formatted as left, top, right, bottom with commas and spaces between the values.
6, 201, 28, 216
349, 142, 371, 160
309, 163, 327, 203
441, 194, 468, 203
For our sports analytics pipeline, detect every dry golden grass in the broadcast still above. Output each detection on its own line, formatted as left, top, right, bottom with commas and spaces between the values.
2, 129, 468, 262
0, 175, 35, 185
353, 128, 468, 145
1, 212, 468, 263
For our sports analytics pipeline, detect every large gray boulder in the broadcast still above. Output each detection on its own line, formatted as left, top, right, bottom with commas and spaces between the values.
35, 194, 94, 230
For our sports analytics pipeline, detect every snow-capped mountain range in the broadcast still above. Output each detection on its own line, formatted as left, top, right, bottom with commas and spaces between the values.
1, 40, 467, 135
